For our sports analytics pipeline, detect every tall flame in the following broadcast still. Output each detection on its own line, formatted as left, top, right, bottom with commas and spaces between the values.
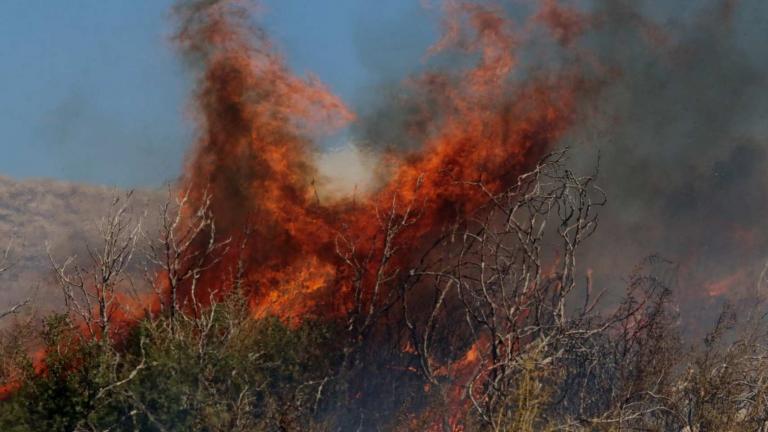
172, 0, 582, 322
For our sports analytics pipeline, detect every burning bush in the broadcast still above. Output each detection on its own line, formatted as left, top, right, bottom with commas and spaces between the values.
2, 0, 768, 431
2, 151, 768, 431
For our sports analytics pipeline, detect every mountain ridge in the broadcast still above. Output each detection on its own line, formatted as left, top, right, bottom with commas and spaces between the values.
0, 175, 163, 314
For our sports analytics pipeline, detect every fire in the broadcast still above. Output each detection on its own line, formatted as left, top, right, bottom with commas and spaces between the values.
172, 0, 582, 324
706, 269, 748, 297
4, 2, 767, 429
0, 0, 588, 420
536, 0, 591, 46
167, 4, 584, 426
0, 349, 45, 401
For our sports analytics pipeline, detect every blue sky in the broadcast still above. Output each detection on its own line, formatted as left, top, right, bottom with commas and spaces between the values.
0, 1, 437, 187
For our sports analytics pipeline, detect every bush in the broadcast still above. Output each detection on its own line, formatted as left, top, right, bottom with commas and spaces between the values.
0, 296, 345, 432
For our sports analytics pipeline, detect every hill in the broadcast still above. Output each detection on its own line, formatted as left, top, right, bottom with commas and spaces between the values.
0, 176, 162, 314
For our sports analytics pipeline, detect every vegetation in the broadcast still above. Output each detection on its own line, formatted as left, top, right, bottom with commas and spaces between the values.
0, 307, 342, 431
2, 154, 768, 431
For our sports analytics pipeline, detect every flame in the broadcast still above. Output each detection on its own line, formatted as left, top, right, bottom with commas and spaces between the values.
1, 0, 587, 418
536, 0, 591, 46
171, 0, 582, 324
0, 348, 45, 400
706, 268, 748, 297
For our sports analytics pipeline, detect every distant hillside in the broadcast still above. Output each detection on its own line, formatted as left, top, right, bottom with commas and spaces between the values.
0, 176, 163, 315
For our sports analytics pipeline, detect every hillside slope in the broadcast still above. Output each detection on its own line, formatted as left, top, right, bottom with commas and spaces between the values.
0, 176, 162, 314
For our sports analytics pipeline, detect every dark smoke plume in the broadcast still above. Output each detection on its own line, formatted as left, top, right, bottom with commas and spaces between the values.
558, 0, 768, 326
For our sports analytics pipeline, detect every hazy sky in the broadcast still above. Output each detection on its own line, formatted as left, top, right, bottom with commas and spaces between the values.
0, 1, 436, 187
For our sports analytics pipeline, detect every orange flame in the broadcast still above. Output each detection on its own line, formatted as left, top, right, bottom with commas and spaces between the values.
172, 0, 583, 323
1, 0, 588, 416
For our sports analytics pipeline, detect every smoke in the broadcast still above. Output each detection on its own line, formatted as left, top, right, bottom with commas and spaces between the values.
315, 144, 377, 199
38, 89, 187, 187
328, 0, 768, 329
5, 0, 768, 423
554, 0, 768, 322
169, 0, 584, 321
167, 0, 768, 329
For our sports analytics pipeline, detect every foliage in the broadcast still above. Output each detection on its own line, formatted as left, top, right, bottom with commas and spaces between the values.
3, 155, 768, 431
0, 297, 344, 432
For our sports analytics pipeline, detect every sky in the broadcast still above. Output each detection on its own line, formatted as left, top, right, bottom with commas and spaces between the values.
0, 1, 436, 187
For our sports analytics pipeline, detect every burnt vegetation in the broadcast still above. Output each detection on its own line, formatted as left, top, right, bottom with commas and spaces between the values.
1, 153, 768, 431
